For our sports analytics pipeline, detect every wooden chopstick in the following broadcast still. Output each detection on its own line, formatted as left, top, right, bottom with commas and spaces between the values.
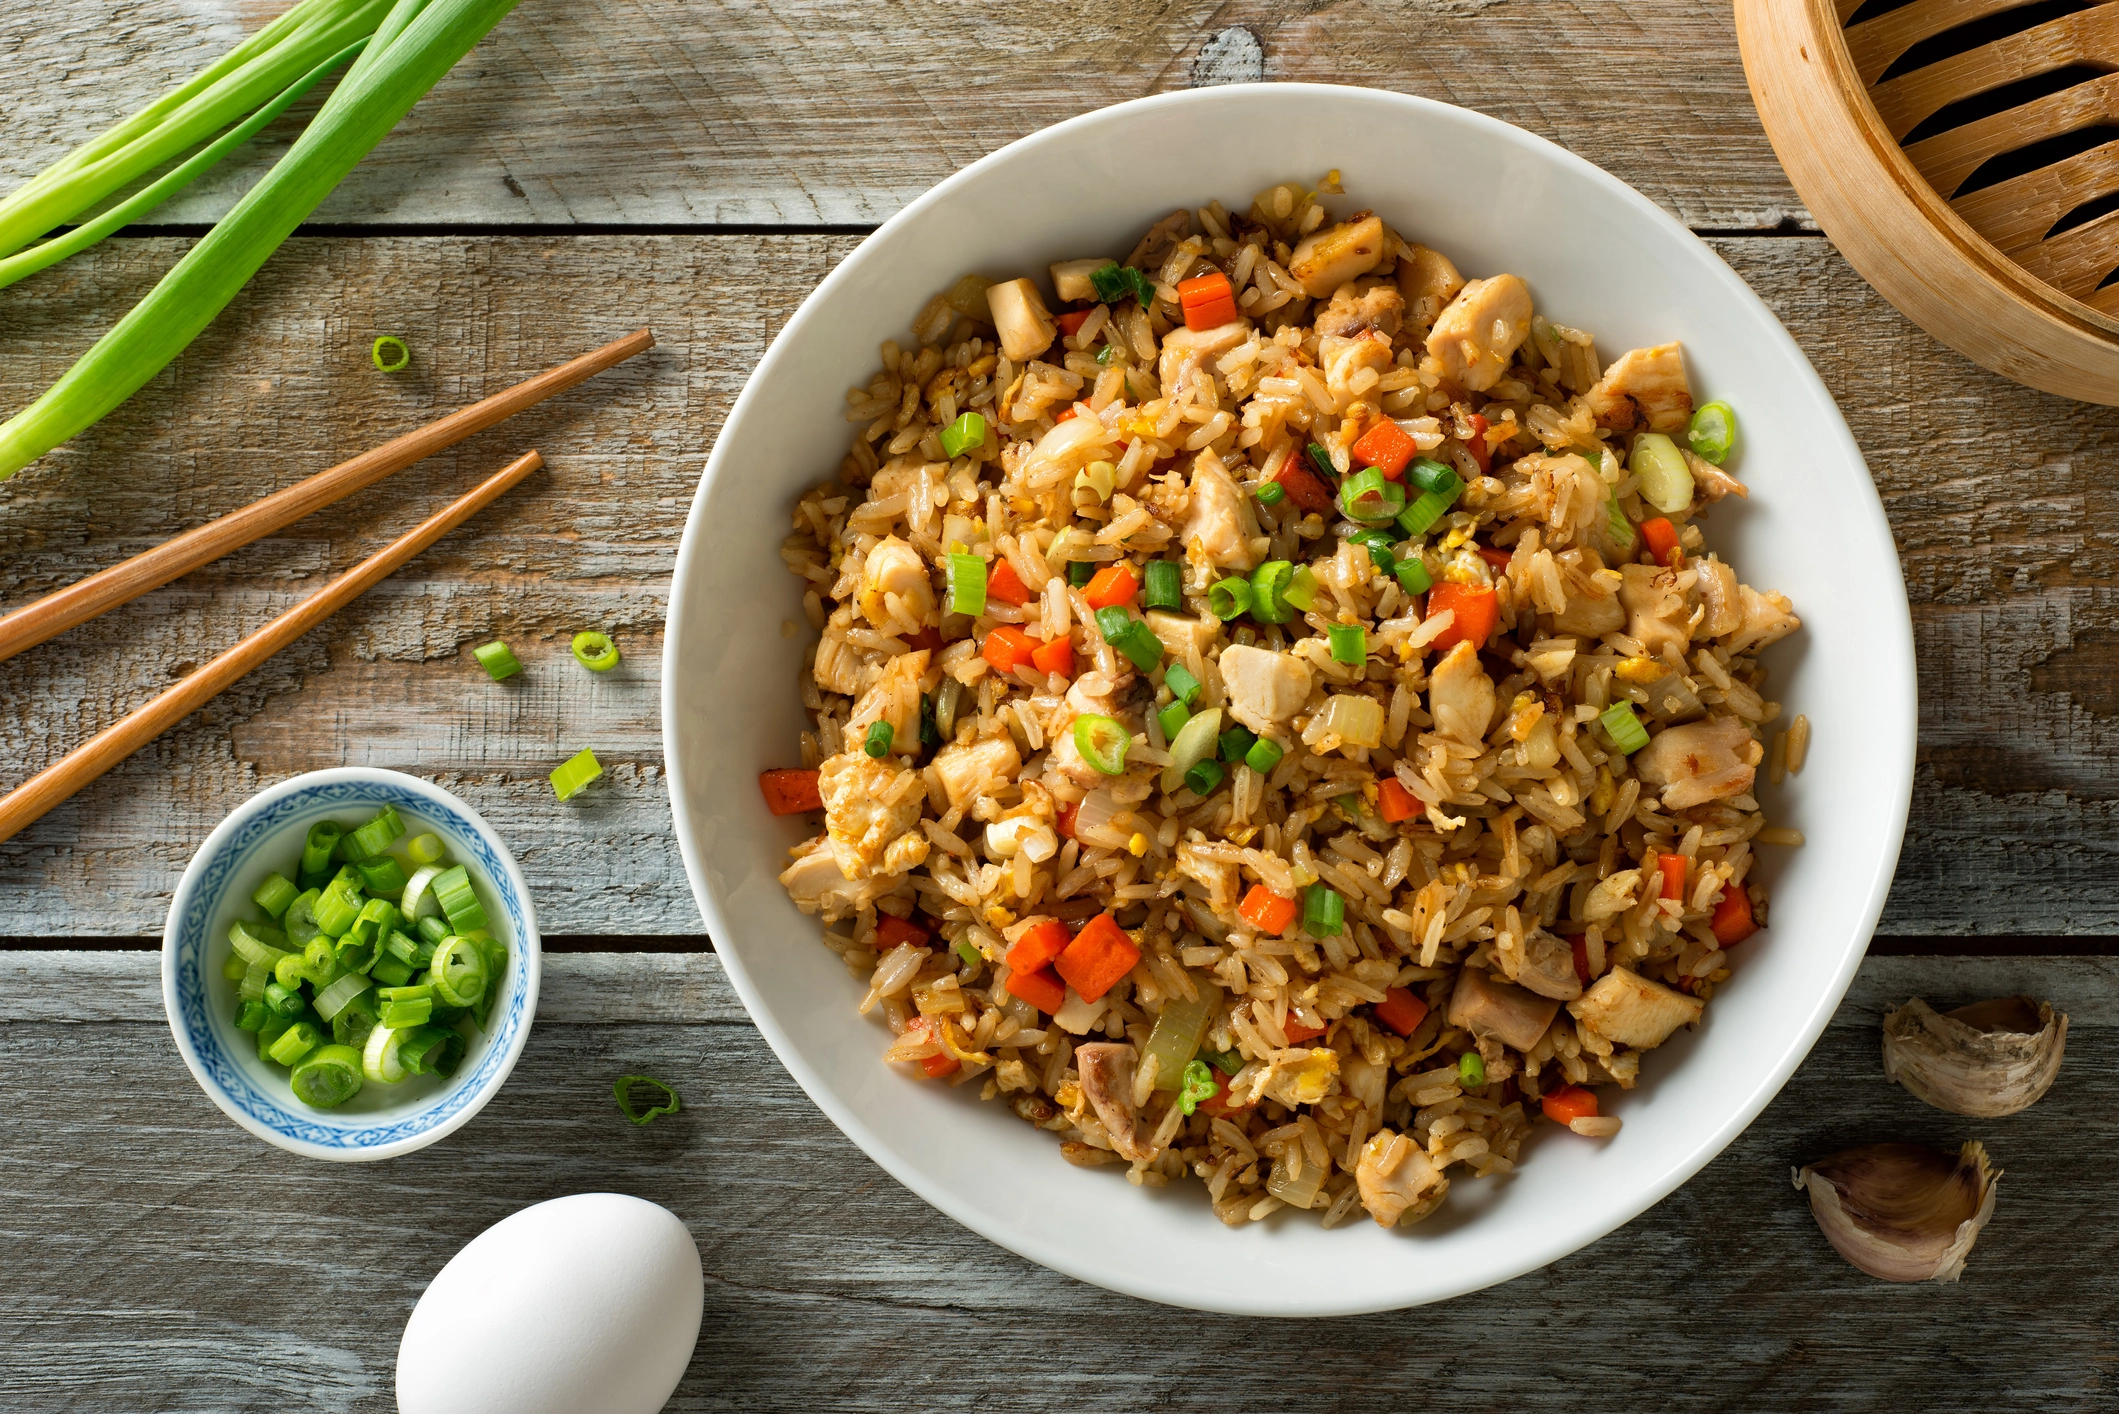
0, 449, 544, 848
0, 327, 653, 666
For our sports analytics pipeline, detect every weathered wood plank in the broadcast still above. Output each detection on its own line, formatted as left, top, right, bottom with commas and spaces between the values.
6, 233, 2119, 937
5, 0, 1805, 233
1, 952, 2112, 1411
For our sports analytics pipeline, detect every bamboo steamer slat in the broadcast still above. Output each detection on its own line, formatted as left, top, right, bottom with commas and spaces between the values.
1736, 0, 2119, 403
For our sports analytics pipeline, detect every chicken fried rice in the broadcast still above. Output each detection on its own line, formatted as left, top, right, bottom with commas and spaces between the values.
767, 175, 1803, 1230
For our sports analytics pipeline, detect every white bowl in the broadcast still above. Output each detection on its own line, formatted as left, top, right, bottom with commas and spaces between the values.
664, 84, 1915, 1314
163, 767, 541, 1162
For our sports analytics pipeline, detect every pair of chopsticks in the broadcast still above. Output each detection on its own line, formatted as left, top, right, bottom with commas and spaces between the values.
0, 328, 656, 846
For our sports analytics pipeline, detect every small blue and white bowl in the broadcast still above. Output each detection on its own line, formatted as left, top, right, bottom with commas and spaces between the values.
163, 768, 541, 1162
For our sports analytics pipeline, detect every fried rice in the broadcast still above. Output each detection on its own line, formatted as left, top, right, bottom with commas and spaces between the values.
767, 174, 1803, 1230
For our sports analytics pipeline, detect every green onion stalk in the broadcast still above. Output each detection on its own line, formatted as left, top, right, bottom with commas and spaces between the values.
0, 0, 523, 483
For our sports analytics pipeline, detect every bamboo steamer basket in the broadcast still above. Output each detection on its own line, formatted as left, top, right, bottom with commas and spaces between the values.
1736, 0, 2119, 403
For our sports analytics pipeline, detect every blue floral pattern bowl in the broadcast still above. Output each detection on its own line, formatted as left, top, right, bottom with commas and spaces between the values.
161, 768, 541, 1161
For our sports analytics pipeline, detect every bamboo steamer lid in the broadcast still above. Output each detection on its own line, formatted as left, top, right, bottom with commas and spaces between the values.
1736, 0, 2119, 403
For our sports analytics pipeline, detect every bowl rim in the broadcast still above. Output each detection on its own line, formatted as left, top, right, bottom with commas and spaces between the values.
663, 81, 1917, 1313
161, 766, 542, 1163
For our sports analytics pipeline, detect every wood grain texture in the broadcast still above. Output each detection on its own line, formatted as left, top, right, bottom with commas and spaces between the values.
1, 953, 2113, 1411
3, 0, 1806, 233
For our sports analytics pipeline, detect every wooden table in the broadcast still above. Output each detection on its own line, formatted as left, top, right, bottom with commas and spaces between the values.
4, 2, 2115, 1406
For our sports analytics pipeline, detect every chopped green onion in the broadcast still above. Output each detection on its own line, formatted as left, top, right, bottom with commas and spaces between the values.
368, 953, 415, 988
1409, 458, 1460, 496
571, 630, 621, 672
313, 972, 373, 1022
1201, 1047, 1244, 1076
291, 1043, 365, 1107
1337, 467, 1405, 524
348, 896, 400, 950
1282, 565, 1319, 614
864, 720, 894, 758
1249, 561, 1294, 623
1072, 714, 1130, 776
299, 821, 343, 889
1606, 495, 1637, 551
331, 991, 378, 1050
1327, 623, 1367, 665
333, 931, 378, 975
1245, 737, 1285, 776
947, 553, 988, 617
1067, 559, 1095, 588
1183, 758, 1226, 796
1157, 701, 1191, 741
1254, 480, 1286, 507
343, 806, 403, 861
406, 832, 445, 865
472, 639, 522, 680
382, 928, 422, 966
362, 1023, 411, 1084
263, 979, 306, 1018
1458, 1051, 1487, 1087
1143, 559, 1183, 610
939, 412, 987, 459
274, 951, 310, 990
1600, 701, 1651, 754
400, 1025, 465, 1077
1088, 262, 1155, 305
1208, 575, 1254, 620
1159, 708, 1222, 793
1303, 885, 1346, 937
267, 1020, 323, 1067
371, 335, 410, 372
1397, 483, 1460, 538
431, 865, 489, 934
1687, 400, 1738, 465
312, 870, 365, 937
954, 937, 983, 969
1219, 724, 1257, 763
1164, 662, 1202, 707
229, 918, 289, 968
1307, 443, 1336, 480
1396, 558, 1433, 595
614, 1074, 682, 1126
235, 999, 272, 1032
378, 983, 434, 1030
429, 936, 489, 1006
415, 914, 451, 946
1178, 1058, 1219, 1115
302, 936, 347, 987
551, 747, 603, 800
355, 854, 407, 897
222, 955, 250, 982
1094, 607, 1164, 671
252, 872, 298, 919
239, 960, 273, 1003
284, 889, 322, 945
1347, 529, 1396, 573
1095, 343, 1119, 366
1630, 432, 1694, 514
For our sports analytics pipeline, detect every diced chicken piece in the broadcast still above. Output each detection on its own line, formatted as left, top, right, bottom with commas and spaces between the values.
1074, 1042, 1153, 1161
1050, 257, 1113, 304
1218, 644, 1313, 732
846, 649, 929, 759
1356, 1128, 1448, 1228
1314, 281, 1405, 340
1262, 1047, 1340, 1107
1344, 1053, 1389, 1114
1694, 460, 1747, 503
1633, 715, 1761, 809
1427, 274, 1532, 392
857, 536, 936, 632
1447, 967, 1560, 1052
1570, 965, 1703, 1050
778, 845, 894, 918
1619, 562, 1691, 661
1288, 214, 1387, 298
1427, 640, 1497, 746
1582, 869, 1641, 922
1147, 610, 1217, 661
1553, 562, 1626, 638
819, 751, 928, 880
1175, 843, 1241, 918
1156, 318, 1250, 397
1320, 331, 1396, 409
1060, 1141, 1126, 1167
813, 606, 883, 697
1694, 557, 1742, 638
986, 277, 1057, 362
1584, 343, 1693, 434
985, 815, 1059, 862
1724, 584, 1801, 655
1180, 449, 1261, 572
1512, 928, 1584, 1002
1395, 244, 1465, 337
929, 734, 1022, 813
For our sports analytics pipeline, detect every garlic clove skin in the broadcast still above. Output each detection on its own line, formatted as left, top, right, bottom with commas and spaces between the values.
1793, 1141, 1999, 1283
1882, 995, 2066, 1118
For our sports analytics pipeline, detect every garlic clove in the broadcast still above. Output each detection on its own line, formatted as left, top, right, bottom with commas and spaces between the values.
1882, 995, 2066, 1117
1792, 1141, 1999, 1283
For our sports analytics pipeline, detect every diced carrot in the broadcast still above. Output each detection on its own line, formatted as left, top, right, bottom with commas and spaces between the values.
1477, 546, 1513, 572
1007, 918, 1073, 974
1640, 517, 1682, 567
987, 558, 1032, 607
1055, 308, 1093, 336
1656, 854, 1687, 903
1055, 912, 1141, 1002
1029, 635, 1074, 678
1054, 405, 1078, 423
1083, 563, 1138, 609
1373, 986, 1429, 1037
1270, 460, 1336, 515
758, 768, 823, 815
1464, 412, 1493, 474
1377, 778, 1424, 823
905, 625, 944, 654
1005, 964, 1067, 1014
902, 1016, 961, 1078
1570, 934, 1591, 984
1712, 887, 1759, 946
1425, 582, 1500, 652
1177, 269, 1237, 330
1201, 1086, 1254, 1119
1056, 801, 1079, 840
1284, 1016, 1326, 1044
1237, 884, 1299, 936
1350, 419, 1417, 479
1541, 1084, 1599, 1125
981, 625, 1042, 674
875, 913, 929, 950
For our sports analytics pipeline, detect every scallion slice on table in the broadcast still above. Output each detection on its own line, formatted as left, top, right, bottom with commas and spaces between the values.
551, 748, 603, 801
571, 631, 620, 672
613, 1074, 682, 1126
370, 335, 411, 372
473, 640, 523, 681
1072, 714, 1130, 776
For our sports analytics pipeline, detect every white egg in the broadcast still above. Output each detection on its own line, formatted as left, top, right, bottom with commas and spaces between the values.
397, 1193, 703, 1414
